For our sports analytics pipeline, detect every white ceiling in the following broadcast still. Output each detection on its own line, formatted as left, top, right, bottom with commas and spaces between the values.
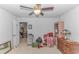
0, 4, 78, 18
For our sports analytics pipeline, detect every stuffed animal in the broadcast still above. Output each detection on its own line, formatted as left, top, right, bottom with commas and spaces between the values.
43, 32, 55, 47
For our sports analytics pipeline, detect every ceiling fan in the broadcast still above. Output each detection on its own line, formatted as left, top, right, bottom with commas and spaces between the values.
20, 4, 54, 16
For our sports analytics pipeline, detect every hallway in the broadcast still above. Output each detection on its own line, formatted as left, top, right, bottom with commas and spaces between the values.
8, 38, 61, 54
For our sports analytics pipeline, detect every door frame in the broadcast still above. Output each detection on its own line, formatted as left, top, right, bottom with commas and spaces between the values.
19, 22, 28, 43
12, 20, 28, 48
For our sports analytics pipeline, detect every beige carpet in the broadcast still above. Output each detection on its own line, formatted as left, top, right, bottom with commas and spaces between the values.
8, 38, 61, 54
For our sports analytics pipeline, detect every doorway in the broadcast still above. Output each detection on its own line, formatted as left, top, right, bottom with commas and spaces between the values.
19, 22, 27, 45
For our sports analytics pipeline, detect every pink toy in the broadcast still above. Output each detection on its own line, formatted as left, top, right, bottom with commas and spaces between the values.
47, 37, 54, 47
43, 32, 55, 47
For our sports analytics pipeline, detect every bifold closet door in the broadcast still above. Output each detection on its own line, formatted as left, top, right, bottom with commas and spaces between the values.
12, 20, 20, 48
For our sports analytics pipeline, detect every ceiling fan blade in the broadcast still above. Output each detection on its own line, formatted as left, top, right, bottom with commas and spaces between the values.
29, 12, 34, 15
40, 12, 44, 16
42, 7, 54, 11
20, 5, 33, 10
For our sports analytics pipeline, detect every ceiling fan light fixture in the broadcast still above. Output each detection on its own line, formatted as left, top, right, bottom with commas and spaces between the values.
34, 9, 41, 15
34, 4, 41, 16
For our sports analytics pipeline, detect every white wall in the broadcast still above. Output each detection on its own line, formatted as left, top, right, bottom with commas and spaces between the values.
0, 7, 59, 46
18, 18, 58, 41
0, 8, 16, 44
60, 6, 79, 41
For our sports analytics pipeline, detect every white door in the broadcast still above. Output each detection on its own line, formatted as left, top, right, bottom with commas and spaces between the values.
12, 20, 20, 48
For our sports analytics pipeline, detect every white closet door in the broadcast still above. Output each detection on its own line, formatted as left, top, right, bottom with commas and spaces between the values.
12, 20, 20, 48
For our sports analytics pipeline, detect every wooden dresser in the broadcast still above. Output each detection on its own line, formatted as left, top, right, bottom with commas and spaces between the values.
54, 21, 79, 54
57, 38, 79, 54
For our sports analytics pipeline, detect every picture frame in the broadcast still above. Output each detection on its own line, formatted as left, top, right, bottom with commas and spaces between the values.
28, 24, 32, 29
